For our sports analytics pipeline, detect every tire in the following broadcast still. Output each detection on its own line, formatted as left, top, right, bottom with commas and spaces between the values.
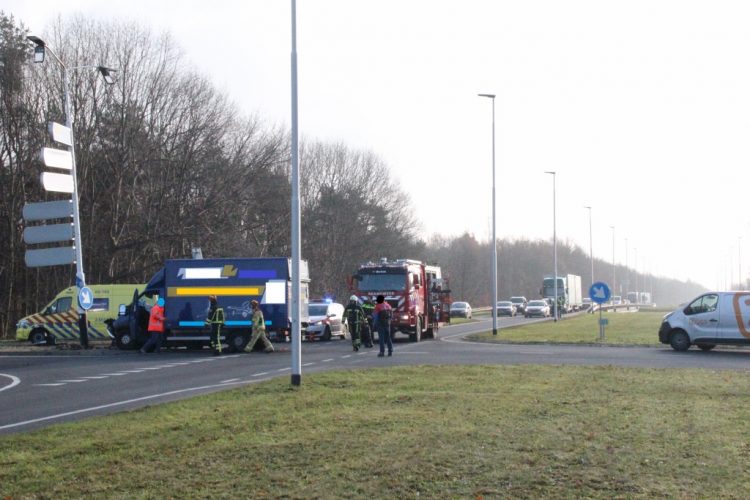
410, 317, 422, 342
29, 329, 50, 346
322, 326, 332, 341
116, 330, 138, 350
698, 343, 716, 352
669, 330, 691, 352
227, 333, 250, 353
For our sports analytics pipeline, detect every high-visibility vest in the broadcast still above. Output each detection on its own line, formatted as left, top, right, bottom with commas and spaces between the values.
148, 304, 166, 332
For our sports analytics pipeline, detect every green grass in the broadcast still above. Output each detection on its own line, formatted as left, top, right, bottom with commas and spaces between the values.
469, 310, 665, 345
2, 364, 750, 498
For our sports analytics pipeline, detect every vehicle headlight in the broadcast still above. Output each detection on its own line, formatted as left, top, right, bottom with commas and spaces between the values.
16, 319, 30, 329
401, 315, 409, 321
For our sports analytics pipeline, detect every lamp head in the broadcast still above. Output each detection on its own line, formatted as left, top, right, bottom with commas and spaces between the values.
97, 66, 117, 85
26, 35, 46, 63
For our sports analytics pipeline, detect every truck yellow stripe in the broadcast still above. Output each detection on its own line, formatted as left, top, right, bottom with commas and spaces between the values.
167, 286, 264, 297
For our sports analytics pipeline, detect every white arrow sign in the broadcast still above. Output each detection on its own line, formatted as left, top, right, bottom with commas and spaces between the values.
40, 172, 74, 193
48, 122, 72, 146
41, 147, 73, 170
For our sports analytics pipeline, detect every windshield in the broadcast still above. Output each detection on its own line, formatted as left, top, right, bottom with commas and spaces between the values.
528, 301, 546, 306
451, 302, 467, 309
497, 301, 512, 306
308, 304, 329, 316
357, 271, 407, 292
543, 278, 565, 297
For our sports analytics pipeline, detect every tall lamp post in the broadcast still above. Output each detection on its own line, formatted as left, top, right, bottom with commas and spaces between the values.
609, 225, 616, 299
544, 171, 557, 321
739, 236, 743, 291
290, 0, 302, 385
584, 206, 593, 287
478, 93, 497, 335
27, 35, 116, 348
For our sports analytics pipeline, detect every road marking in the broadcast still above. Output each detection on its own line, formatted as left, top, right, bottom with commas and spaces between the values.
341, 355, 351, 359
322, 358, 334, 363
79, 376, 109, 380
0, 374, 20, 393
302, 362, 314, 367
276, 367, 291, 372
101, 373, 128, 376
119, 370, 145, 374
251, 372, 269, 377
221, 378, 240, 383
165, 362, 191, 366
33, 383, 66, 387
0, 380, 254, 432
137, 367, 165, 370
58, 379, 88, 383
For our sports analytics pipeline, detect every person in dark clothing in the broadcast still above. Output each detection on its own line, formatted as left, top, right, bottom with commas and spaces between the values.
344, 295, 368, 351
372, 295, 393, 357
205, 295, 225, 355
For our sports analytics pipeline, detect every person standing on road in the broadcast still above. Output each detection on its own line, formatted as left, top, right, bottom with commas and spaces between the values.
140, 297, 165, 354
244, 300, 274, 353
205, 295, 225, 356
372, 294, 393, 357
361, 299, 375, 347
344, 295, 367, 351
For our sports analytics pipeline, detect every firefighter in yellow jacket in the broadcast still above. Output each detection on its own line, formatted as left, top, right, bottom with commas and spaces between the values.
205, 295, 224, 355
244, 299, 274, 353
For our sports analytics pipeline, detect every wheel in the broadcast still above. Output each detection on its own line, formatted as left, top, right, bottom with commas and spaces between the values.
669, 330, 691, 352
322, 326, 332, 341
698, 343, 716, 352
227, 333, 250, 353
29, 329, 50, 345
116, 330, 138, 350
410, 317, 422, 342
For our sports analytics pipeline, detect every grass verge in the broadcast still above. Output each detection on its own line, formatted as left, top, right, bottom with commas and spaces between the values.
469, 310, 664, 345
2, 364, 750, 498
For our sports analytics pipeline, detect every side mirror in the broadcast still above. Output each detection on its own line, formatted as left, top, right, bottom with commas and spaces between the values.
118, 304, 126, 316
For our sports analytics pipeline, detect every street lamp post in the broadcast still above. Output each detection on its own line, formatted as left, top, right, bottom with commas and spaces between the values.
290, 0, 302, 385
584, 206, 593, 287
739, 236, 743, 291
27, 35, 115, 348
478, 93, 497, 335
610, 225, 616, 300
545, 171, 557, 321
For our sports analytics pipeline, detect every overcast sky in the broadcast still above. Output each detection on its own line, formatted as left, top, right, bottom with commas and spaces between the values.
7, 0, 750, 291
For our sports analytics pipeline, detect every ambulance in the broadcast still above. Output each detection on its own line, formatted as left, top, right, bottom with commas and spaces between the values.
16, 284, 143, 345
658, 292, 750, 351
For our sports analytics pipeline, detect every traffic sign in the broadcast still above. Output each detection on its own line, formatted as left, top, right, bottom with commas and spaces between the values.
23, 223, 74, 244
48, 122, 72, 146
589, 282, 611, 304
25, 246, 76, 267
41, 147, 73, 170
78, 286, 94, 310
40, 171, 74, 193
22, 200, 73, 221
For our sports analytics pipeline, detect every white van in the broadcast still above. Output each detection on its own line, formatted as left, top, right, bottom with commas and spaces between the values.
658, 292, 750, 351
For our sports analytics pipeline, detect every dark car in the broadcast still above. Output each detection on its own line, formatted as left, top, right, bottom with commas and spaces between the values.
510, 296, 528, 315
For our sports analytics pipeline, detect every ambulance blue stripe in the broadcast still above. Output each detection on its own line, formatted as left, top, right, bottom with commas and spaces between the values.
225, 321, 252, 326
88, 326, 107, 339
179, 321, 205, 327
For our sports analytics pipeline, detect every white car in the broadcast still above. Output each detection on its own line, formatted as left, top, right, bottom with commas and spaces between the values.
304, 301, 346, 340
524, 300, 550, 318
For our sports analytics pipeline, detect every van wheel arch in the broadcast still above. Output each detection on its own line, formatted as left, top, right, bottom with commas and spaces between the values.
29, 328, 52, 346
669, 329, 691, 352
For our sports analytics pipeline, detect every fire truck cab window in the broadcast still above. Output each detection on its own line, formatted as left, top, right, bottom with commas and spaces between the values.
358, 272, 406, 291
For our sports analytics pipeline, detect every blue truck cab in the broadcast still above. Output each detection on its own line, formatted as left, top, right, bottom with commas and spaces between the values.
112, 258, 310, 351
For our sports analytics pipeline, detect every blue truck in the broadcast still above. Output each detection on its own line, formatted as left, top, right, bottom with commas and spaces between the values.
111, 258, 310, 351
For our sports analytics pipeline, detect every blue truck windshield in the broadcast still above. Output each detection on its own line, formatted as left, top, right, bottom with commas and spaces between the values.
358, 272, 407, 292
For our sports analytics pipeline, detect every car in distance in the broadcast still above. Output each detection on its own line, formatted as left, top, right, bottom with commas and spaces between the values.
496, 301, 517, 317
304, 301, 346, 340
510, 296, 528, 315
450, 301, 472, 319
525, 300, 551, 318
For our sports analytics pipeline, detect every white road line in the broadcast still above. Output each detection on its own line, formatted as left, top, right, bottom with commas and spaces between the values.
221, 378, 240, 383
119, 370, 145, 374
33, 383, 66, 387
166, 362, 191, 366
276, 367, 291, 372
79, 376, 109, 380
251, 372, 269, 377
302, 362, 314, 367
322, 359, 334, 363
341, 355, 351, 359
58, 379, 88, 383
0, 374, 21, 393
0, 380, 252, 432
101, 373, 128, 376
137, 367, 165, 370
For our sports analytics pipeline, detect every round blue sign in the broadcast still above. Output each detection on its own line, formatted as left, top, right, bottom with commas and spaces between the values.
588, 282, 611, 304
78, 286, 94, 311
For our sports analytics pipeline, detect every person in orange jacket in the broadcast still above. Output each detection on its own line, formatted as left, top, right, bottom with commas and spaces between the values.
141, 297, 166, 353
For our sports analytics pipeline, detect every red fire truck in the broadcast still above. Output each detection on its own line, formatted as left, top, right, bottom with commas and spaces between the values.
350, 258, 451, 342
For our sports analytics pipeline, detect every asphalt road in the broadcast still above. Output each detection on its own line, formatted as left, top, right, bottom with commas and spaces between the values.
2, 315, 750, 435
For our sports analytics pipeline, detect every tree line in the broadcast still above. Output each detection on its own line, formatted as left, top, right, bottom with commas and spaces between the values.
0, 13, 704, 338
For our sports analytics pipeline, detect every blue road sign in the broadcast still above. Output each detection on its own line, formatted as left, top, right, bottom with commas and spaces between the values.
78, 286, 94, 311
589, 282, 611, 304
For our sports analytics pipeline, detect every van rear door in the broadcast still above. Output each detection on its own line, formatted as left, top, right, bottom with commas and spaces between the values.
721, 292, 750, 343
